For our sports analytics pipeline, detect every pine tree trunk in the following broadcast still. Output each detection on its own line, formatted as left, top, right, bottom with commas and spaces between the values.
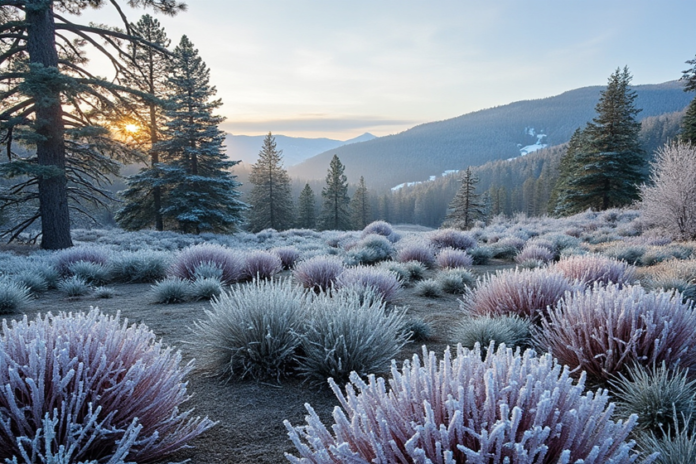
149, 102, 163, 231
26, 3, 73, 249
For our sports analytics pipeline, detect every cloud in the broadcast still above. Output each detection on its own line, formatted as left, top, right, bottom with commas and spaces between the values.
221, 116, 417, 134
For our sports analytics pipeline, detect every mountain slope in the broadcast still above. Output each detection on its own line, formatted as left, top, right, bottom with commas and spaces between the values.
225, 132, 376, 166
289, 81, 691, 189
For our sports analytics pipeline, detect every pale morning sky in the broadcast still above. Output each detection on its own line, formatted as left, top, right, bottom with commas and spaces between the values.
75, 0, 696, 140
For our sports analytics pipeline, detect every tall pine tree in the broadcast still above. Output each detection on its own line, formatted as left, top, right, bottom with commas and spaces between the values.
155, 36, 246, 234
115, 14, 172, 231
247, 132, 293, 232
555, 67, 644, 214
349, 176, 370, 229
297, 183, 316, 229
443, 167, 484, 229
681, 54, 696, 144
319, 155, 351, 230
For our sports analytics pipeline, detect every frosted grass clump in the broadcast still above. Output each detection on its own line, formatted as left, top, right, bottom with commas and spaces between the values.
0, 280, 31, 314
94, 286, 117, 299
605, 244, 647, 265
242, 250, 283, 280
193, 279, 308, 380
639, 424, 696, 464
110, 250, 171, 283
414, 279, 442, 298
361, 220, 393, 238
57, 276, 91, 297
454, 314, 532, 352
0, 309, 214, 463
467, 245, 494, 264
463, 268, 573, 320
346, 234, 395, 265
285, 344, 649, 464
150, 278, 192, 304
293, 255, 344, 291
553, 254, 636, 287
515, 244, 554, 264
395, 242, 436, 268
335, 266, 401, 304
537, 284, 696, 383
273, 246, 300, 269
190, 277, 223, 301
611, 364, 696, 434
11, 270, 48, 295
437, 268, 475, 295
54, 246, 109, 276
68, 260, 111, 286
401, 317, 433, 342
429, 228, 476, 250
170, 244, 243, 284
436, 247, 473, 269
296, 289, 407, 385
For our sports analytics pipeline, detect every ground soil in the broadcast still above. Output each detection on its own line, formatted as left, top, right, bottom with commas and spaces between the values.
2, 261, 514, 464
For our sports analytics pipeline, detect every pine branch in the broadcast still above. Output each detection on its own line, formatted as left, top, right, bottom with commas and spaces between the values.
54, 20, 171, 56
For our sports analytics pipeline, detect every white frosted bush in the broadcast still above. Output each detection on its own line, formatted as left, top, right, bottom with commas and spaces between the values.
454, 314, 531, 351
293, 255, 344, 291
296, 289, 407, 385
335, 266, 401, 304
515, 244, 554, 264
553, 253, 635, 287
0, 280, 31, 314
68, 261, 111, 286
150, 277, 191, 304
57, 276, 91, 297
0, 309, 214, 463
193, 279, 308, 380
111, 250, 171, 283
285, 344, 649, 463
190, 277, 223, 301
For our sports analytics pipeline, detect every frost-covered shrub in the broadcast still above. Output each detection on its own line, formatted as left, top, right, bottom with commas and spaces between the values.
296, 290, 407, 385
0, 309, 214, 463
169, 244, 243, 284
190, 277, 223, 301
57, 276, 91, 297
68, 261, 111, 286
0, 281, 31, 314
538, 284, 696, 383
395, 242, 436, 268
242, 250, 283, 280
94, 286, 117, 299
644, 277, 696, 304
542, 232, 581, 252
554, 254, 635, 287
346, 234, 395, 265
429, 228, 476, 250
54, 247, 109, 276
273, 246, 300, 270
111, 250, 171, 283
611, 364, 696, 434
515, 244, 554, 264
403, 260, 427, 282
414, 279, 442, 298
11, 271, 48, 295
437, 269, 475, 295
401, 317, 433, 342
150, 278, 191, 304
285, 344, 646, 464
436, 247, 473, 269
193, 279, 307, 380
468, 245, 493, 265
463, 268, 573, 320
335, 266, 401, 304
293, 255, 344, 291
489, 237, 523, 260
639, 425, 696, 464
361, 220, 393, 238
192, 261, 224, 280
378, 261, 411, 286
605, 244, 647, 265
454, 315, 531, 352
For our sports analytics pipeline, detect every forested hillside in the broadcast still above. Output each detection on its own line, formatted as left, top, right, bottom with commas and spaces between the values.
289, 81, 690, 189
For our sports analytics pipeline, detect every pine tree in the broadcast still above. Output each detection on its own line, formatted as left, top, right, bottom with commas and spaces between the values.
443, 167, 484, 229
247, 132, 293, 232
155, 36, 246, 234
297, 183, 316, 229
680, 55, 696, 144
555, 67, 644, 214
319, 155, 351, 230
0, 0, 184, 249
349, 176, 370, 229
115, 14, 172, 231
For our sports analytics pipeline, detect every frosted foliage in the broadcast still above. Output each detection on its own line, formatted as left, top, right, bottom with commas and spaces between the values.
538, 284, 696, 382
335, 266, 401, 303
285, 345, 649, 464
553, 254, 635, 286
293, 256, 344, 291
640, 143, 696, 240
515, 245, 554, 264
169, 244, 243, 284
0, 309, 214, 463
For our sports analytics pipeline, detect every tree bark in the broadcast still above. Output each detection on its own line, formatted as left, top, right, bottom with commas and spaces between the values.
26, 1, 73, 249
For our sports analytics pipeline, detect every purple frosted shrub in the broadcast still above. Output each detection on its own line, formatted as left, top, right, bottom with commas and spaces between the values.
515, 244, 554, 264
169, 243, 243, 284
396, 242, 436, 268
463, 268, 573, 320
553, 254, 636, 287
54, 247, 109, 276
273, 246, 300, 269
429, 228, 476, 250
293, 255, 344, 291
335, 266, 402, 303
361, 220, 393, 238
0, 309, 214, 463
436, 247, 473, 269
537, 284, 696, 383
242, 250, 283, 280
285, 344, 646, 464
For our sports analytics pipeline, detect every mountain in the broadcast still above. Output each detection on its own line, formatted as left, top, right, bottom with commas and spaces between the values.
225, 132, 376, 166
288, 81, 692, 190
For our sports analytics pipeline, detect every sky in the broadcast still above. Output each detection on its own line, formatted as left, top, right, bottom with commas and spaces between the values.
75, 0, 696, 140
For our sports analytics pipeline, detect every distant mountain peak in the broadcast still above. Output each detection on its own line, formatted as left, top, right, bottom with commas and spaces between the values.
344, 132, 377, 144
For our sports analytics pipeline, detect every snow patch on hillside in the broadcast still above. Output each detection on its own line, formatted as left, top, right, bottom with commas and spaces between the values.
391, 170, 459, 191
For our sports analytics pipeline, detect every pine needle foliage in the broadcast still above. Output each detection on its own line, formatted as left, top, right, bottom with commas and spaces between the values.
319, 155, 351, 231
443, 167, 485, 230
349, 176, 371, 230
248, 132, 294, 232
297, 183, 317, 229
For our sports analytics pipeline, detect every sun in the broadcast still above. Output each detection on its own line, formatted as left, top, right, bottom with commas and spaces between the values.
124, 123, 139, 134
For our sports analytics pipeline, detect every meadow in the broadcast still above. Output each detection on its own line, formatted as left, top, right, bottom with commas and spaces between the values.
1, 209, 696, 463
